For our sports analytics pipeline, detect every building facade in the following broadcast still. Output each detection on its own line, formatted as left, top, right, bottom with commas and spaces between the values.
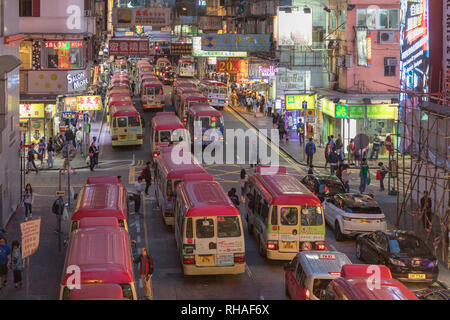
0, 0, 21, 227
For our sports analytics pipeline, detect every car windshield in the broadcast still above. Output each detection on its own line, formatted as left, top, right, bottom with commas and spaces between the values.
388, 235, 430, 256
319, 179, 345, 195
313, 278, 333, 298
345, 206, 382, 214
217, 216, 241, 238
300, 206, 324, 226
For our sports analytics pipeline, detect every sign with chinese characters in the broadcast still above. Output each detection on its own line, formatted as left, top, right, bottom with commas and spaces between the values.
348, 105, 397, 119
113, 8, 171, 27
62, 111, 77, 120
193, 37, 247, 57
20, 218, 41, 259
170, 43, 193, 55
108, 39, 149, 56
201, 34, 271, 52
236, 60, 249, 84
276, 68, 311, 95
285, 95, 315, 110
321, 99, 335, 117
335, 104, 348, 119
20, 104, 45, 118
67, 70, 89, 93
76, 96, 102, 111
216, 59, 242, 74
304, 109, 315, 123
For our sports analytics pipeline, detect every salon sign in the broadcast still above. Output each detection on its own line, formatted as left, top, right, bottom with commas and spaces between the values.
67, 70, 89, 93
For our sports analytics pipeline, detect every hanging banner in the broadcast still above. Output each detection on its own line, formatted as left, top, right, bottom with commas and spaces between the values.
67, 70, 89, 93
113, 8, 171, 27
285, 95, 315, 110
193, 37, 247, 57
216, 59, 242, 74
201, 34, 271, 52
109, 39, 149, 56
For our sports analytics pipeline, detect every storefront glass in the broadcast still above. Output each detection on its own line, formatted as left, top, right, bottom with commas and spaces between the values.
20, 103, 55, 144
19, 41, 32, 69
43, 41, 84, 69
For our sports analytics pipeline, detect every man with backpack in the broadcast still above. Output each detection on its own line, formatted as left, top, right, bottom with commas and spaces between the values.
305, 138, 316, 167
141, 162, 152, 197
329, 150, 339, 175
134, 248, 154, 300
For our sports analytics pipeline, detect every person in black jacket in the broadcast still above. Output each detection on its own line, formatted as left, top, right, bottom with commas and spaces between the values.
88, 142, 98, 171
140, 162, 152, 196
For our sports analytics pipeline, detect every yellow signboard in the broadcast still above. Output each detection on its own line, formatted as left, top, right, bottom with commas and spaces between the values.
286, 95, 315, 110
65, 97, 77, 110
20, 104, 45, 118
76, 96, 102, 111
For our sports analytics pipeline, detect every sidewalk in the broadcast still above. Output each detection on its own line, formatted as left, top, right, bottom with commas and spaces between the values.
231, 104, 394, 170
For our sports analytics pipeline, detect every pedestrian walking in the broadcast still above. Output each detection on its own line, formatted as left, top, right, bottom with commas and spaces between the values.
324, 137, 332, 169
22, 184, 34, 221
335, 134, 343, 151
75, 128, 82, 154
10, 240, 23, 289
92, 136, 100, 167
61, 143, 76, 174
88, 142, 98, 171
228, 188, 240, 209
297, 123, 305, 145
26, 144, 39, 174
140, 162, 153, 196
305, 138, 316, 167
38, 138, 46, 168
239, 169, 248, 203
266, 99, 272, 117
330, 135, 336, 151
272, 111, 279, 129
52, 196, 65, 234
131, 81, 136, 96
278, 117, 287, 141
359, 159, 370, 194
65, 126, 75, 147
47, 137, 54, 168
134, 248, 154, 300
369, 134, 381, 160
341, 165, 350, 193
0, 237, 11, 289
134, 177, 144, 215
347, 139, 355, 165
377, 162, 389, 192
421, 191, 433, 231
329, 150, 339, 175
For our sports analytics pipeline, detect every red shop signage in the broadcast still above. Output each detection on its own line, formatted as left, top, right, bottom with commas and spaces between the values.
109, 39, 149, 56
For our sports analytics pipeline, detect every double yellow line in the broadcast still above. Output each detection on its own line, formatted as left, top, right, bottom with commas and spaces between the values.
128, 160, 145, 185
226, 107, 305, 175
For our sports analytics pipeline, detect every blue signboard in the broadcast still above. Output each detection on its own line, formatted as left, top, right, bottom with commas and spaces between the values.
62, 111, 77, 120
302, 101, 308, 109
201, 34, 271, 52
83, 113, 89, 122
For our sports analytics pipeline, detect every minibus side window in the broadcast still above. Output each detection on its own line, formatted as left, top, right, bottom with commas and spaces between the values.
271, 206, 278, 225
254, 194, 262, 217
295, 263, 304, 283
196, 219, 214, 238
300, 206, 323, 226
260, 201, 270, 225
113, 118, 117, 128
186, 218, 193, 239
128, 116, 140, 127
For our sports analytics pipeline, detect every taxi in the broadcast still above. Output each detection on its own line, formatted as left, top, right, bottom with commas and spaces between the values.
284, 251, 351, 300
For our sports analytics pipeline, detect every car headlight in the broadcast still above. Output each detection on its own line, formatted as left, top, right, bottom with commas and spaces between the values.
389, 257, 406, 266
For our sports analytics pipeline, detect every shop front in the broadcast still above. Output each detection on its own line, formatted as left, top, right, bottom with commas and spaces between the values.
319, 98, 342, 145
284, 94, 316, 140
19, 103, 56, 145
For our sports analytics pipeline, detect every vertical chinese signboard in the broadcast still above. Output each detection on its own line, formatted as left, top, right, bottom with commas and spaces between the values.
20, 218, 41, 260
108, 39, 149, 56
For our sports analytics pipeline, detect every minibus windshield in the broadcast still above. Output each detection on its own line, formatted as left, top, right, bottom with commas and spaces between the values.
217, 216, 241, 238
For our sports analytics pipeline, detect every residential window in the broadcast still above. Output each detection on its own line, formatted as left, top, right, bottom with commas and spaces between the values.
356, 8, 399, 30
20, 0, 39, 17
385, 65, 396, 77
340, 10, 346, 31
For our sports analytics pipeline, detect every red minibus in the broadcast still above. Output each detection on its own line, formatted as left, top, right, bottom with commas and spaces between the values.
175, 178, 246, 275
71, 182, 128, 231
60, 225, 136, 300
141, 80, 165, 111
177, 94, 208, 124
155, 147, 206, 225
86, 176, 119, 185
110, 105, 143, 147
150, 112, 188, 161
187, 103, 224, 145
322, 264, 419, 300
108, 95, 132, 108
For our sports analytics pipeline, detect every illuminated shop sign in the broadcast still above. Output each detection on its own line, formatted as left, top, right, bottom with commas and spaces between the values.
400, 0, 429, 94
20, 104, 45, 118
44, 41, 83, 49
67, 70, 89, 92
192, 37, 247, 57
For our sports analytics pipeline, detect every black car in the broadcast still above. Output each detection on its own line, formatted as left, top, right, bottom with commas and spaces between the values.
162, 71, 175, 85
301, 174, 346, 201
356, 230, 439, 283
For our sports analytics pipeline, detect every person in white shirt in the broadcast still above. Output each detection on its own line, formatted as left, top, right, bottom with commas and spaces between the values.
134, 177, 144, 215
75, 128, 82, 154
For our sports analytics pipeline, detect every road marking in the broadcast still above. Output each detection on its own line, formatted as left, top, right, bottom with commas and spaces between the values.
245, 264, 253, 279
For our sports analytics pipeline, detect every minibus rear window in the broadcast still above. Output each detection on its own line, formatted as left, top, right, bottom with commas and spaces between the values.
300, 206, 324, 226
128, 116, 141, 127
117, 117, 127, 128
196, 219, 214, 238
159, 131, 171, 142
280, 207, 298, 226
217, 216, 241, 238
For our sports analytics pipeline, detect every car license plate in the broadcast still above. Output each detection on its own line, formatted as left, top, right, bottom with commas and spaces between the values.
408, 273, 426, 279
200, 255, 212, 264
359, 219, 371, 224
283, 241, 295, 249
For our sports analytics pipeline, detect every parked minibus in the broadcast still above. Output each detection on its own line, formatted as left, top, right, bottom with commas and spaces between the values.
245, 166, 326, 260
110, 105, 143, 147
141, 80, 165, 111
155, 147, 207, 225
176, 57, 195, 78
150, 112, 188, 161
71, 182, 128, 232
177, 94, 208, 124
172, 85, 203, 111
175, 177, 246, 275
60, 224, 136, 300
199, 80, 228, 110
187, 104, 224, 146
108, 95, 132, 108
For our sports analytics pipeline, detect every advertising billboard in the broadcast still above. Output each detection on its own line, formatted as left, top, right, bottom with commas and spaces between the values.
113, 8, 171, 27
201, 34, 271, 52
109, 39, 149, 56
276, 68, 311, 96
285, 95, 315, 110
277, 10, 313, 46
193, 37, 247, 57
400, 0, 429, 94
